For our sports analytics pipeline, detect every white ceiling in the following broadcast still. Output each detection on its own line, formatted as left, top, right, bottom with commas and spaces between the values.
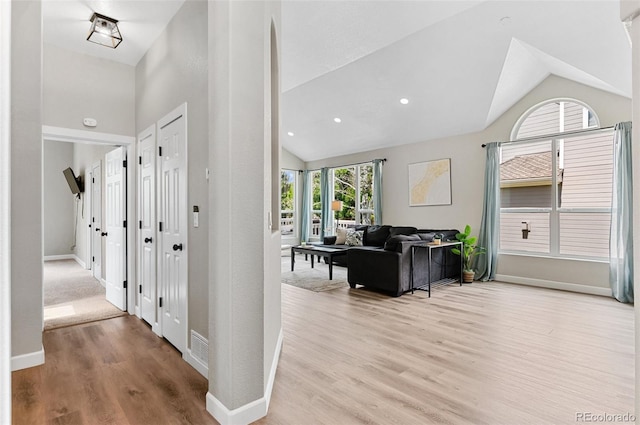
42, 1, 632, 163
281, 1, 631, 161
43, 0, 185, 66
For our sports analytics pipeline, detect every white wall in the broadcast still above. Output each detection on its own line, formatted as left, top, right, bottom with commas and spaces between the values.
307, 75, 631, 291
43, 141, 74, 256
135, 1, 209, 346
11, 0, 43, 361
43, 43, 135, 136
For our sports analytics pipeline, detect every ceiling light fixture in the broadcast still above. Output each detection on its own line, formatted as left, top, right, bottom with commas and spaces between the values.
87, 12, 122, 49
334, 117, 342, 123
287, 132, 294, 136
400, 98, 409, 105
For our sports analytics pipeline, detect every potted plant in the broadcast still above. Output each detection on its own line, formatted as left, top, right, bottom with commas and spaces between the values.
451, 225, 486, 283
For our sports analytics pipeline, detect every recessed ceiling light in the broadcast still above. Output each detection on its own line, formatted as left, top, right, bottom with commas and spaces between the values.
334, 117, 342, 123
400, 98, 409, 105
287, 131, 294, 136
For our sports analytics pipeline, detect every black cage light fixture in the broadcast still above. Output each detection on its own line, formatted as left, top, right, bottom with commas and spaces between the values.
87, 12, 122, 49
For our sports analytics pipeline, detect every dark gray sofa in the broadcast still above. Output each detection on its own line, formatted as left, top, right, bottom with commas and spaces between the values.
322, 225, 460, 297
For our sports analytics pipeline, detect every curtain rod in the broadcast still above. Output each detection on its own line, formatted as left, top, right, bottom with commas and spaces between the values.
303, 158, 387, 172
481, 125, 616, 147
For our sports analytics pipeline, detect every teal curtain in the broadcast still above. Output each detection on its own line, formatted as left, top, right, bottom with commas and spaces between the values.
320, 168, 331, 240
372, 159, 384, 225
475, 142, 501, 281
299, 170, 310, 243
610, 122, 633, 303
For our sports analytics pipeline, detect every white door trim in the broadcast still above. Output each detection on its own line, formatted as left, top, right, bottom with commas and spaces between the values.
41, 125, 137, 315
0, 1, 11, 422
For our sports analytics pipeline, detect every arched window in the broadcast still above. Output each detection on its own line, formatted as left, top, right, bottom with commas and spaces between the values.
500, 99, 613, 260
511, 99, 600, 140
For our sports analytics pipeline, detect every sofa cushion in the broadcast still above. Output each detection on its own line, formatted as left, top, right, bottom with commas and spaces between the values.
346, 229, 364, 246
389, 226, 418, 237
363, 225, 391, 247
383, 234, 421, 251
335, 228, 348, 245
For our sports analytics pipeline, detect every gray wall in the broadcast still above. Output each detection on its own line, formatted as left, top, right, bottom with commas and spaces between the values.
43, 43, 135, 136
43, 141, 75, 256
11, 0, 42, 358
135, 1, 209, 344
307, 75, 631, 291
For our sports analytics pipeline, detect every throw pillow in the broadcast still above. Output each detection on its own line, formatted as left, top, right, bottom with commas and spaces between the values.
363, 225, 391, 247
335, 228, 348, 245
345, 229, 364, 246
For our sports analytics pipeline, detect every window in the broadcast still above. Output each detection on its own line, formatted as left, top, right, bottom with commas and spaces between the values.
309, 170, 321, 240
306, 164, 374, 239
332, 164, 374, 230
500, 100, 611, 259
280, 170, 296, 237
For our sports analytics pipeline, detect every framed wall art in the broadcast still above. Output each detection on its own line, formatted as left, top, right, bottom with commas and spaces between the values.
408, 158, 452, 206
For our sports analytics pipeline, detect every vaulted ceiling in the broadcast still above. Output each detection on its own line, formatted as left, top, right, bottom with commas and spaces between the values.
42, 1, 632, 162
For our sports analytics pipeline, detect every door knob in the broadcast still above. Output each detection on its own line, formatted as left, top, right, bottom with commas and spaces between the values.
95, 228, 101, 232
101, 232, 108, 237
172, 243, 183, 251
144, 237, 153, 243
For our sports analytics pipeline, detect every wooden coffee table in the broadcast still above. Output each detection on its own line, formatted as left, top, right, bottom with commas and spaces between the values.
290, 245, 348, 280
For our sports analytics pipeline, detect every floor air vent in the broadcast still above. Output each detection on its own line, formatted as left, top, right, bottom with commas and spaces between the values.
190, 330, 209, 367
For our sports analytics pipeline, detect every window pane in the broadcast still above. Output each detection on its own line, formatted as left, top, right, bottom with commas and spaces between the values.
558, 131, 614, 209
334, 167, 355, 226
500, 141, 553, 208
515, 101, 597, 139
516, 103, 560, 139
280, 170, 295, 236
562, 102, 584, 132
359, 165, 374, 224
500, 212, 550, 253
559, 212, 611, 258
310, 170, 321, 239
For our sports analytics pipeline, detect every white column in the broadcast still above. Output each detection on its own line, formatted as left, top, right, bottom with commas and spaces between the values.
0, 1, 11, 422
207, 1, 282, 424
620, 1, 640, 421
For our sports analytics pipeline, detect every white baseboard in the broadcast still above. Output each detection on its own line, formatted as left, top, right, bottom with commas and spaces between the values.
185, 349, 208, 378
11, 346, 44, 371
43, 254, 74, 261
496, 274, 612, 297
100, 278, 107, 288
206, 328, 283, 425
265, 328, 283, 409
73, 255, 86, 269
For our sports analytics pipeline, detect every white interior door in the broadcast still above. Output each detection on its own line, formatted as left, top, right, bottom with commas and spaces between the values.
105, 147, 127, 311
91, 162, 102, 281
158, 104, 187, 353
138, 128, 157, 327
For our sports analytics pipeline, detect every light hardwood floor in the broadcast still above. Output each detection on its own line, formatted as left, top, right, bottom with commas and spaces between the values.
13, 276, 634, 425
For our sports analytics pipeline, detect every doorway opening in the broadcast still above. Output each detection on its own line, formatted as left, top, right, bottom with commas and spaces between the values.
42, 126, 136, 329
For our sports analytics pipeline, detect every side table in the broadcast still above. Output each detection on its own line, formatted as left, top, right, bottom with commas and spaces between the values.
410, 241, 463, 297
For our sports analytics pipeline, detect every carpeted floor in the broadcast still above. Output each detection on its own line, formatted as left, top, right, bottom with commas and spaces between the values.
44, 259, 126, 330
281, 251, 349, 292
